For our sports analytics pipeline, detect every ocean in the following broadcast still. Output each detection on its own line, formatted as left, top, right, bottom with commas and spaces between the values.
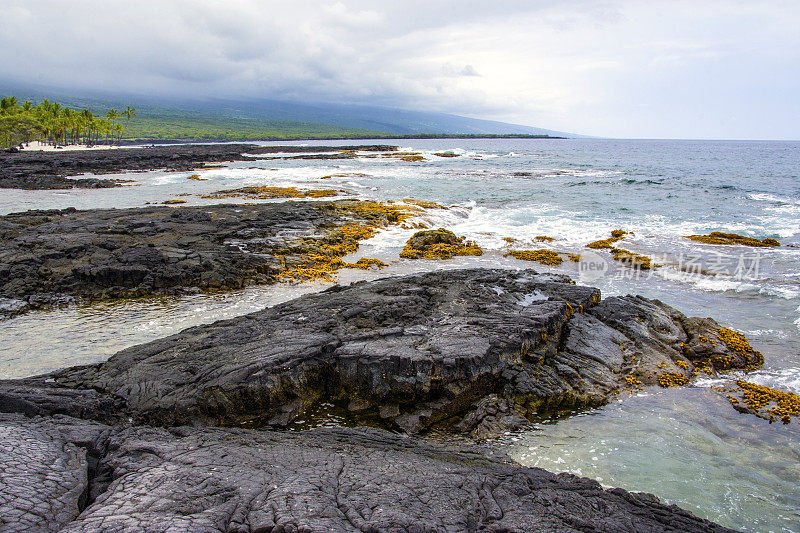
1, 138, 798, 531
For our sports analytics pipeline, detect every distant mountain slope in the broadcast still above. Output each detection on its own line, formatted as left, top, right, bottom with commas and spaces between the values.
0, 82, 577, 139
185, 98, 574, 136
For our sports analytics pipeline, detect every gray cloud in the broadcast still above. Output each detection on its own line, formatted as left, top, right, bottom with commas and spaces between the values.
0, 0, 798, 138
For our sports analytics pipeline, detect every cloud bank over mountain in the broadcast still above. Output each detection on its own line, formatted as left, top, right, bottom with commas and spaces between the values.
1, 0, 798, 139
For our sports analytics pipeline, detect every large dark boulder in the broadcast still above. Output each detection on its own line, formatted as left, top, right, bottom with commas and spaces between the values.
9, 268, 759, 436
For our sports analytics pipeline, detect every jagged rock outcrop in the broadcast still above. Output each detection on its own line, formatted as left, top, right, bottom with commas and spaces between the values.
0, 201, 399, 312
5, 269, 761, 436
0, 144, 396, 189
0, 413, 734, 532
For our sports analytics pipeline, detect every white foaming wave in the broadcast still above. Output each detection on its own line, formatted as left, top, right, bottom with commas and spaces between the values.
695, 367, 800, 395
199, 166, 367, 190
557, 168, 623, 178
742, 368, 800, 394
414, 203, 603, 251
764, 285, 800, 299
747, 193, 800, 205
241, 151, 338, 158
655, 267, 800, 300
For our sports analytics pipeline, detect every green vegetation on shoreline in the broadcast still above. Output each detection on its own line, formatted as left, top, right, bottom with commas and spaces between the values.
3, 94, 563, 147
119, 113, 388, 142
1, 96, 137, 149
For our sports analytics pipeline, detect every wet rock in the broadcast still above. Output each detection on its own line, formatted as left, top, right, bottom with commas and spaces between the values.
15, 269, 759, 437
0, 298, 28, 319
0, 144, 398, 190
399, 228, 483, 259
0, 414, 733, 532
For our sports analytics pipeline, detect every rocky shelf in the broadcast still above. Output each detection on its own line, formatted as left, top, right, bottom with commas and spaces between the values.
0, 413, 734, 532
0, 143, 397, 189
0, 268, 757, 531
0, 201, 406, 318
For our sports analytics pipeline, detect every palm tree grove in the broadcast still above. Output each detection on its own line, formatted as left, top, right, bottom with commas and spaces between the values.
0, 96, 135, 149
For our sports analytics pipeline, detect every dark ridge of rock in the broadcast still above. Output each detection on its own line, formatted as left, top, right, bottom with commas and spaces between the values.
0, 380, 125, 423
0, 413, 734, 533
0, 144, 398, 189
0, 201, 394, 311
11, 269, 758, 436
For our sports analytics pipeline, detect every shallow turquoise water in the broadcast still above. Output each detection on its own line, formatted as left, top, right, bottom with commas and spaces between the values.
1, 139, 799, 531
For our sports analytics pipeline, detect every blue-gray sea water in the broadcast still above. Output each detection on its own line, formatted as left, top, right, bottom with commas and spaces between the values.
1, 138, 798, 531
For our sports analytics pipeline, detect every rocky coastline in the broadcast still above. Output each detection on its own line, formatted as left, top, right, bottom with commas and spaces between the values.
0, 144, 759, 530
0, 266, 758, 531
0, 201, 406, 318
0, 144, 397, 190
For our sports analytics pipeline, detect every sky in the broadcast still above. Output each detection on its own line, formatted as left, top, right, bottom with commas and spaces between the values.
1, 0, 798, 139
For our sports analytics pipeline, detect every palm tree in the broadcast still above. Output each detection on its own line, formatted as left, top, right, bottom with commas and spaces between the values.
80, 109, 94, 145
122, 106, 136, 121
105, 109, 120, 145
0, 96, 18, 115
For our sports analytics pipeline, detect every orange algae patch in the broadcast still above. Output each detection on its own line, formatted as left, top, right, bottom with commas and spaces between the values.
400, 228, 483, 260
278, 201, 410, 283
161, 199, 187, 205
717, 327, 764, 370
534, 235, 555, 243
585, 230, 654, 270
382, 151, 426, 162
731, 381, 800, 424
201, 186, 339, 200
611, 248, 653, 270
403, 198, 448, 209
685, 232, 779, 247
657, 372, 690, 387
505, 249, 563, 266
586, 229, 631, 249
186, 174, 207, 181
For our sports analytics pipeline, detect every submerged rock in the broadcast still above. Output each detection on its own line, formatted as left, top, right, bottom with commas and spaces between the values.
0, 413, 733, 532
6, 269, 761, 436
399, 228, 483, 259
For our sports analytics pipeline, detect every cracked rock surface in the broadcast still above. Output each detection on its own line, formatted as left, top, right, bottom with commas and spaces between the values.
0, 414, 733, 532
0, 414, 108, 532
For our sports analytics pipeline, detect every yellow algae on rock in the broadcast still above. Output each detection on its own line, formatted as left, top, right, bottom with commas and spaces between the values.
201, 186, 339, 200
505, 249, 563, 266
685, 232, 780, 247
400, 228, 483, 260
729, 380, 800, 424
403, 199, 448, 209
611, 248, 653, 270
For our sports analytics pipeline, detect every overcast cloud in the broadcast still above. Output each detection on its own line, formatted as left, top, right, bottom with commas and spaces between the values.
1, 0, 798, 139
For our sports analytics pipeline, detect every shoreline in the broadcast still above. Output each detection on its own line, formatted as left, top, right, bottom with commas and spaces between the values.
0, 143, 398, 190
0, 138, 797, 527
0, 267, 754, 531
